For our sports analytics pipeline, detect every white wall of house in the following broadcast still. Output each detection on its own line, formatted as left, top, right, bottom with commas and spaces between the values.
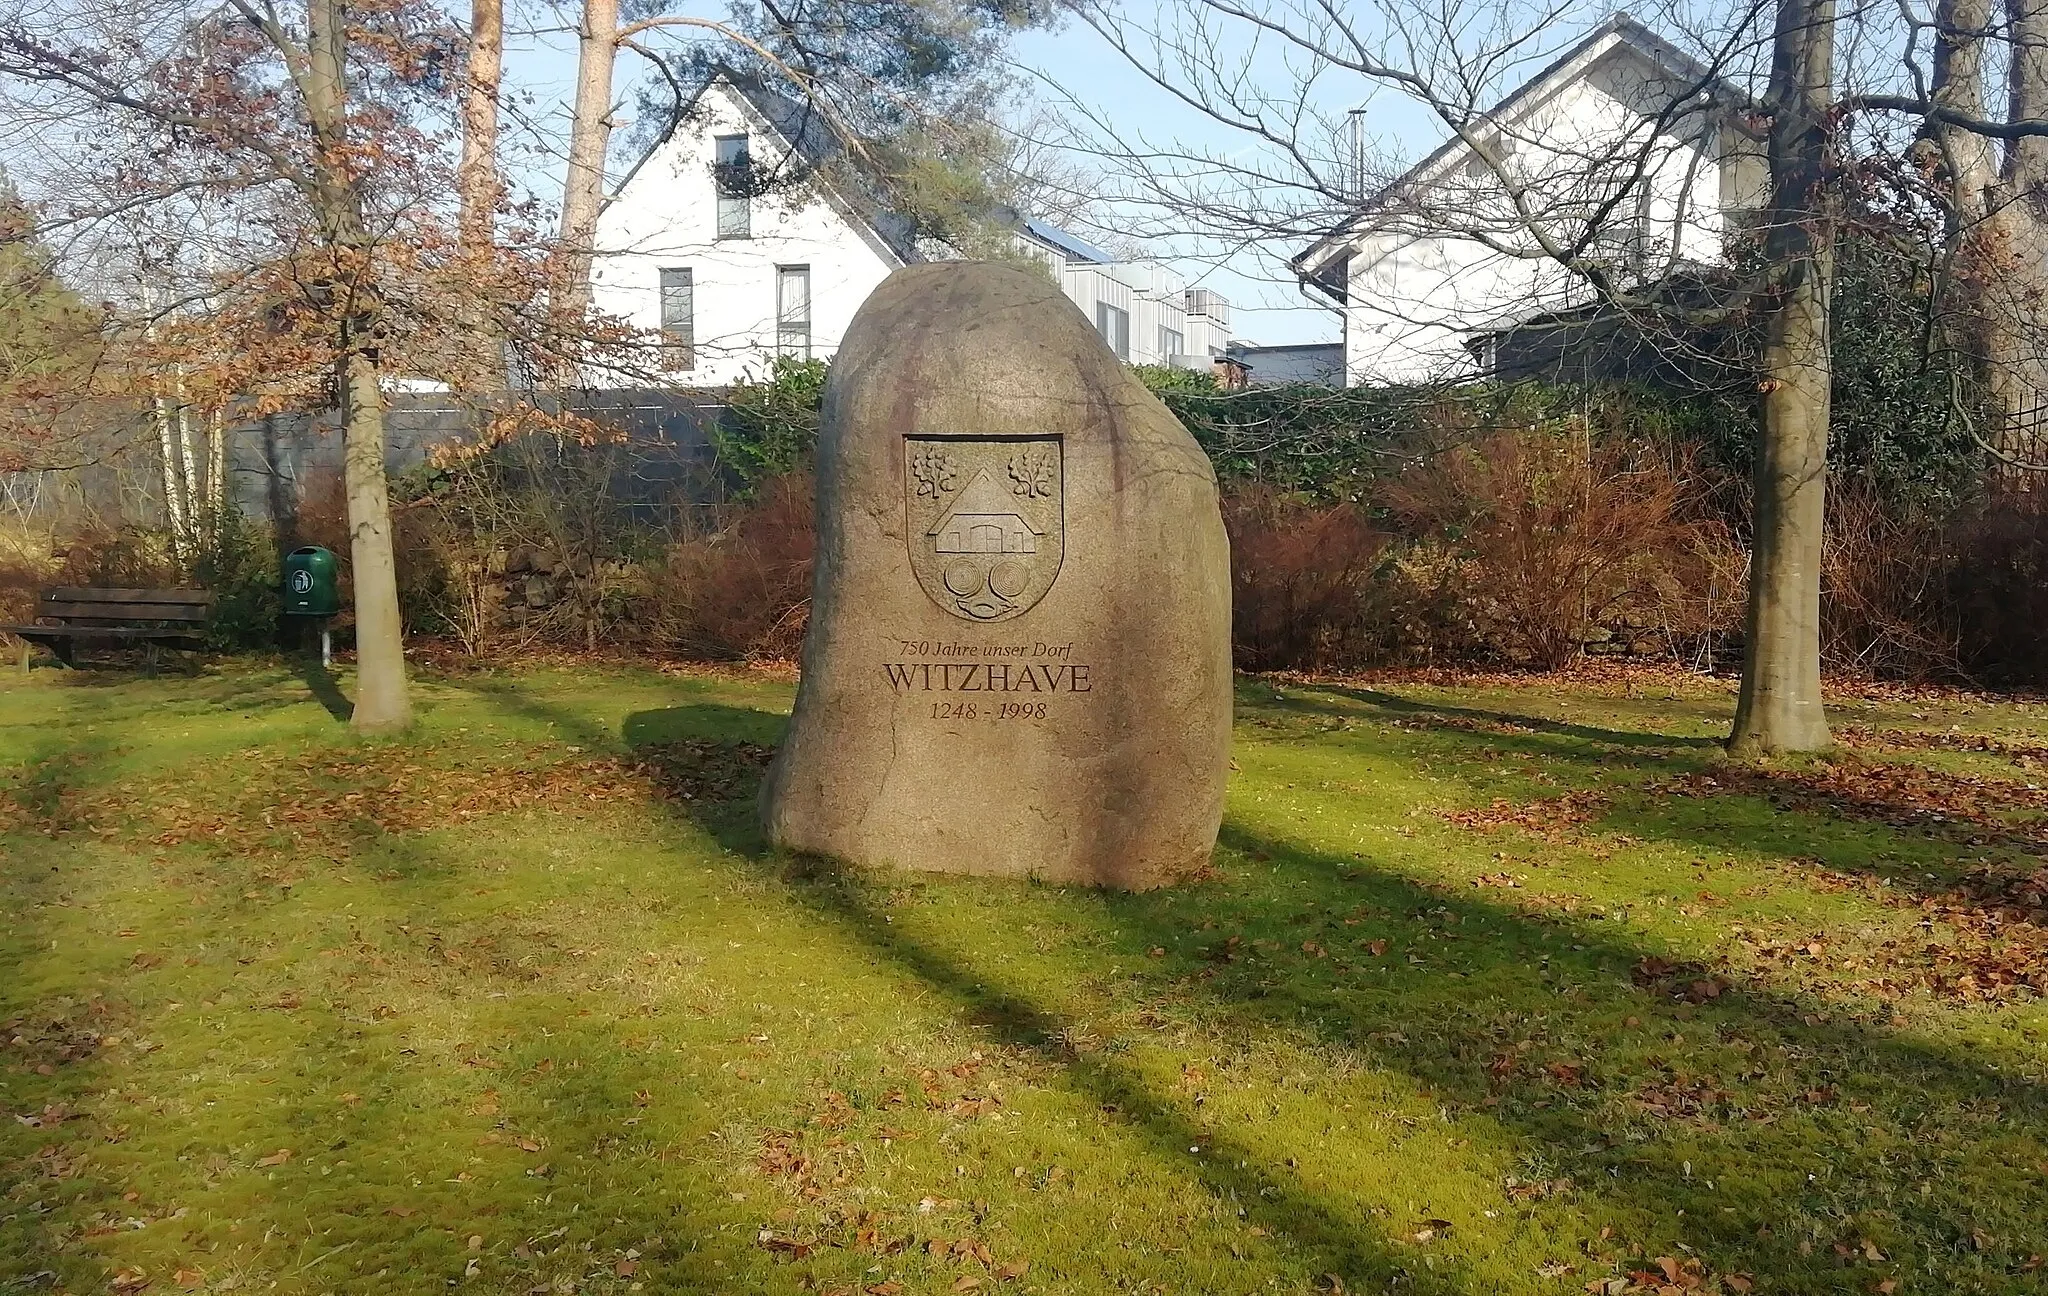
593, 77, 1235, 385
590, 80, 904, 387
1057, 260, 1232, 366
1313, 31, 1767, 386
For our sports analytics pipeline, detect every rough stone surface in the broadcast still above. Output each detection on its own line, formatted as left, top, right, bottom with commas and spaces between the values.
760, 262, 1232, 889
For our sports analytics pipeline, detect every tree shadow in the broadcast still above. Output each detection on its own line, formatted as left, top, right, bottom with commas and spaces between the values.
1257, 679, 2048, 921
0, 759, 776, 1292
612, 698, 2048, 1291
1277, 682, 1727, 751
294, 651, 355, 722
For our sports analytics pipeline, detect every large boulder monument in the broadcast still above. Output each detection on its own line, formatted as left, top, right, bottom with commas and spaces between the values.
759, 262, 1232, 889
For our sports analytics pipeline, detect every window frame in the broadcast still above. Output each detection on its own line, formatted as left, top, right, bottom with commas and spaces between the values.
1095, 301, 1130, 360
776, 263, 812, 359
657, 266, 695, 372
714, 134, 752, 240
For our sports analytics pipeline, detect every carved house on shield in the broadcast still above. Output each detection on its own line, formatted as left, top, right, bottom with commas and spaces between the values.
929, 470, 1042, 555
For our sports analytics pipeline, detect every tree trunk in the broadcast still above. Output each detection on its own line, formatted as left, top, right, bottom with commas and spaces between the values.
306, 0, 412, 732
153, 390, 188, 564
207, 406, 226, 534
554, 0, 620, 333
1729, 0, 1836, 757
176, 386, 203, 551
458, 0, 503, 254
341, 345, 413, 733
458, 0, 507, 394
1990, 0, 2048, 462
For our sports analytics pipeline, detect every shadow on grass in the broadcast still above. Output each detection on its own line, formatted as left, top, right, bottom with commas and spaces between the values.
1266, 680, 2045, 908
613, 697, 2048, 1292
294, 652, 355, 722
1274, 682, 1727, 751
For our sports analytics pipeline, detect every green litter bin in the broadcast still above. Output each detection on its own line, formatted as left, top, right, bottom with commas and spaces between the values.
282, 546, 341, 617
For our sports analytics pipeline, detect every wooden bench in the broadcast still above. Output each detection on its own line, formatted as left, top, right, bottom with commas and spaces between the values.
3, 587, 215, 673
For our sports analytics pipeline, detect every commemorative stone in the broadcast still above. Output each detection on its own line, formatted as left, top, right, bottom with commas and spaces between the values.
759, 262, 1232, 889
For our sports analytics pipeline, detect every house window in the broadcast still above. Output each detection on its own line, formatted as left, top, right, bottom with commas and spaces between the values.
715, 134, 751, 239
1095, 302, 1130, 359
776, 264, 811, 358
1159, 326, 1184, 357
658, 267, 694, 371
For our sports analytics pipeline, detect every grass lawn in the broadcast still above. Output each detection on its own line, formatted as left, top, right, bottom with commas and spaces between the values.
4, 657, 2048, 1295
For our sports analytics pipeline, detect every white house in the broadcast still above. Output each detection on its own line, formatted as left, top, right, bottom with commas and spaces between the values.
591, 70, 1231, 386
1293, 15, 1768, 386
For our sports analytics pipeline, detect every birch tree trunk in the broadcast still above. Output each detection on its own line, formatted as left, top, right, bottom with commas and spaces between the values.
153, 391, 188, 563
554, 0, 620, 333
176, 386, 203, 550
1728, 0, 1836, 757
206, 405, 226, 548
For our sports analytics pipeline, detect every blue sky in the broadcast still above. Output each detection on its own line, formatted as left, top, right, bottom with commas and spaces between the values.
501, 1, 1372, 344
498, 2, 1610, 346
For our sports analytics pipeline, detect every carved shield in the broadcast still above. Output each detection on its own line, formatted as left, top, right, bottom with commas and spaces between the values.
904, 435, 1064, 622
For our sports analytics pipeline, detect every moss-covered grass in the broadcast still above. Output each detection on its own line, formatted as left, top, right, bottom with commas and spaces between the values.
4, 659, 2047, 1295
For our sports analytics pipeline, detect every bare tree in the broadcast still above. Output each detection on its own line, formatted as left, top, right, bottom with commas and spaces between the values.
0, 0, 561, 732
1062, 0, 2048, 754
547, 0, 1057, 330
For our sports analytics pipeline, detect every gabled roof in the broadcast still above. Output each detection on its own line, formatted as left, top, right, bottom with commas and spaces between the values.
1292, 13, 1747, 279
930, 470, 1041, 533
608, 65, 922, 266
1018, 217, 1113, 265
612, 69, 1119, 275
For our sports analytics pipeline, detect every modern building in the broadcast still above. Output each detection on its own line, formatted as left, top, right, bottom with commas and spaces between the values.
590, 69, 1231, 386
1292, 15, 1767, 387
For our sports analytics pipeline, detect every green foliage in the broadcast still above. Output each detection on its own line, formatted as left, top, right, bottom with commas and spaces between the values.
0, 177, 100, 409
1137, 372, 1744, 503
1825, 231, 1981, 503
716, 356, 829, 496
190, 509, 282, 650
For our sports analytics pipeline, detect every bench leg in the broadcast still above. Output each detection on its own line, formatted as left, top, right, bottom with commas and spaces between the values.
17, 640, 27, 677
52, 638, 74, 669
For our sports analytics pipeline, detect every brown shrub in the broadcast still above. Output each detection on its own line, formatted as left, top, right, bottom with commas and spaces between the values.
652, 472, 814, 661
1380, 424, 1712, 669
1820, 484, 1965, 680
1222, 484, 1390, 672
0, 522, 57, 625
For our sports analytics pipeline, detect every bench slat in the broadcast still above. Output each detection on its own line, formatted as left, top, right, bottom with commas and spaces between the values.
44, 587, 214, 605
5, 626, 205, 643
37, 601, 212, 623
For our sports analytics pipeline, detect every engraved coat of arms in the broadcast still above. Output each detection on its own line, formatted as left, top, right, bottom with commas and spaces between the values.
904, 435, 1064, 622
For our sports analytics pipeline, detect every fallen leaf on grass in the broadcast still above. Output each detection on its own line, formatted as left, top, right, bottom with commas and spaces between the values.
256, 1148, 292, 1167
173, 1270, 204, 1290
1411, 1219, 1453, 1243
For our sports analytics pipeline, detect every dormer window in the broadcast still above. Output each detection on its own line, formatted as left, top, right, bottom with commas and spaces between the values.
715, 134, 751, 239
